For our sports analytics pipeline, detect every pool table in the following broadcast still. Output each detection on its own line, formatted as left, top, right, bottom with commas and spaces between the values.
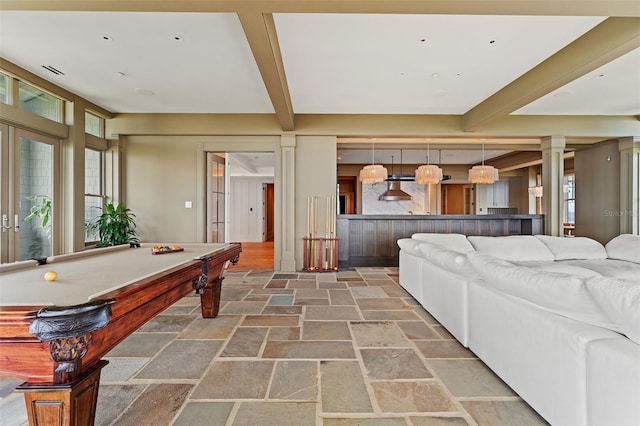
0, 242, 241, 426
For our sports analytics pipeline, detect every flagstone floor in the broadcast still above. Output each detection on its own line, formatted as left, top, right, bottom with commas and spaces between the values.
0, 268, 549, 426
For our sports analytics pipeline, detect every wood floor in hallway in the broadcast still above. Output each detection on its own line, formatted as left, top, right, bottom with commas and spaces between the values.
231, 240, 274, 271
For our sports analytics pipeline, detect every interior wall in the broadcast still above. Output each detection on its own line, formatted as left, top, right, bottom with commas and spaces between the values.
124, 136, 201, 243
575, 140, 621, 243
295, 135, 337, 270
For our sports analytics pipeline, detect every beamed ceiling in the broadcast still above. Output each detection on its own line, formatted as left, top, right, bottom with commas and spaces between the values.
0, 1, 639, 167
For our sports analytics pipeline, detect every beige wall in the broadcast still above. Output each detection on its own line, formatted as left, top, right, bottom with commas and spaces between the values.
575, 140, 621, 243
123, 134, 340, 270
295, 136, 337, 270
125, 135, 202, 243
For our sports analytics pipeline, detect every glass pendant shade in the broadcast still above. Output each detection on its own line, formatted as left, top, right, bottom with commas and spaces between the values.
415, 164, 443, 184
359, 164, 388, 184
468, 165, 499, 184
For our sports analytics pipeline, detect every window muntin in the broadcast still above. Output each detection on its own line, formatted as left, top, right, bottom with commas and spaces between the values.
85, 148, 105, 243
85, 111, 104, 137
563, 174, 575, 225
18, 81, 62, 122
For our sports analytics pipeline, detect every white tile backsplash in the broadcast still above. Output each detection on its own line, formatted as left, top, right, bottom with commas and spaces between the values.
362, 181, 430, 215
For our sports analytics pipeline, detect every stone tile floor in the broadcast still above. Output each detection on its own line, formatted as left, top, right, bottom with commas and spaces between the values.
0, 268, 548, 426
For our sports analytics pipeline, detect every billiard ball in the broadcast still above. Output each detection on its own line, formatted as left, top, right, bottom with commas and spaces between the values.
44, 271, 58, 282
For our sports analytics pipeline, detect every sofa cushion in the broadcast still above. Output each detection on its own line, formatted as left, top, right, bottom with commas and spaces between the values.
512, 260, 602, 278
467, 235, 554, 262
585, 276, 640, 344
605, 234, 640, 264
411, 233, 475, 253
535, 235, 607, 260
416, 241, 477, 277
467, 252, 618, 331
561, 259, 640, 280
397, 238, 424, 257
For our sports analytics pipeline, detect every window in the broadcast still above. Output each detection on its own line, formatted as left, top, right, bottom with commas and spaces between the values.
18, 81, 62, 122
563, 174, 575, 225
85, 111, 103, 137
0, 73, 8, 104
85, 148, 105, 243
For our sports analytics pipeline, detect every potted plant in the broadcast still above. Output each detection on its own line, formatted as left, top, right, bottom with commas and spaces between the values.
88, 202, 139, 247
24, 194, 52, 258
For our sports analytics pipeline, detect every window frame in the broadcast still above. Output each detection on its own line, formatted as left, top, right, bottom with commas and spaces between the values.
84, 147, 106, 245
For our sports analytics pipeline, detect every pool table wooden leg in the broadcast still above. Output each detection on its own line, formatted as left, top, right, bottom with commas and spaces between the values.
200, 276, 223, 318
17, 360, 108, 426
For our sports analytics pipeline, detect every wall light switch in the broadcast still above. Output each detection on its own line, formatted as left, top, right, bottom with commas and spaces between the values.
185, 201, 192, 208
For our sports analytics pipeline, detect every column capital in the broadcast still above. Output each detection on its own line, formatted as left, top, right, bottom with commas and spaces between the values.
281, 134, 296, 147
541, 135, 566, 150
618, 136, 640, 151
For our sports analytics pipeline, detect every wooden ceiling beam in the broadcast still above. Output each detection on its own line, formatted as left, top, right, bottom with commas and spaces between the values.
462, 17, 640, 132
238, 12, 295, 131
2, 1, 639, 17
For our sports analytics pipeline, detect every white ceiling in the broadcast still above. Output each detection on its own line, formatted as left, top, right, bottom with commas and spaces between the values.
3, 11, 635, 115
1, 5, 638, 168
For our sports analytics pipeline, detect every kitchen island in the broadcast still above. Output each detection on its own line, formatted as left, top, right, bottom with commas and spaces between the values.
336, 214, 544, 268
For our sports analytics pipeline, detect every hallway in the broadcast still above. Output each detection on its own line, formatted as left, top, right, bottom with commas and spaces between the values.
232, 241, 274, 271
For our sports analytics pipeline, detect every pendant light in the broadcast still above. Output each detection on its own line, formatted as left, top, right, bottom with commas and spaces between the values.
359, 138, 388, 184
468, 144, 499, 184
415, 141, 443, 185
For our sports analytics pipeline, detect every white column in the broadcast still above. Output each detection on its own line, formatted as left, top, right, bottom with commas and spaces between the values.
195, 143, 206, 242
618, 137, 640, 234
541, 136, 565, 236
278, 134, 296, 271
62, 99, 86, 254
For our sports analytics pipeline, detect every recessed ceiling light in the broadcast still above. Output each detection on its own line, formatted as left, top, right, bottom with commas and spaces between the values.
173, 35, 184, 42
432, 73, 440, 78
134, 88, 155, 96
399, 72, 406, 76
116, 72, 126, 77
101, 34, 113, 41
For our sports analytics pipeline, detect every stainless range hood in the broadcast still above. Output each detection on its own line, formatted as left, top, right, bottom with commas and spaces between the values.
379, 179, 412, 201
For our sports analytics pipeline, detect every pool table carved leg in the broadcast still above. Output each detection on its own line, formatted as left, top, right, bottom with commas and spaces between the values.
17, 359, 108, 426
200, 276, 224, 318
50, 333, 92, 383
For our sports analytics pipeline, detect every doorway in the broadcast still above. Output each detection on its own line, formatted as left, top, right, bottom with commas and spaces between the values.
1, 125, 59, 263
338, 177, 356, 214
207, 152, 275, 269
263, 183, 274, 241
441, 184, 473, 215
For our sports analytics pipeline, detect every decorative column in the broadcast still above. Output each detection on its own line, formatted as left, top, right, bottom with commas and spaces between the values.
541, 136, 565, 236
618, 137, 640, 234
62, 98, 86, 254
278, 134, 296, 271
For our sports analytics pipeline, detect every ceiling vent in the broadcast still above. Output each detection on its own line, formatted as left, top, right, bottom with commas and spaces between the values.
42, 65, 64, 75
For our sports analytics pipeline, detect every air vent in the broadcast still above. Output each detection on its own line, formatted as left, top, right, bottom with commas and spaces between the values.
42, 65, 64, 75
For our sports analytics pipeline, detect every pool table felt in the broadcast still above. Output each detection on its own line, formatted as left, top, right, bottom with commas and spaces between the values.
0, 243, 231, 307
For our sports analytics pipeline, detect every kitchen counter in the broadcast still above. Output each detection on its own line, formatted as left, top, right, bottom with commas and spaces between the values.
336, 214, 544, 267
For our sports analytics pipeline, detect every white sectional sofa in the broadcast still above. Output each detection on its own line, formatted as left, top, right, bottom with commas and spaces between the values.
398, 233, 640, 426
